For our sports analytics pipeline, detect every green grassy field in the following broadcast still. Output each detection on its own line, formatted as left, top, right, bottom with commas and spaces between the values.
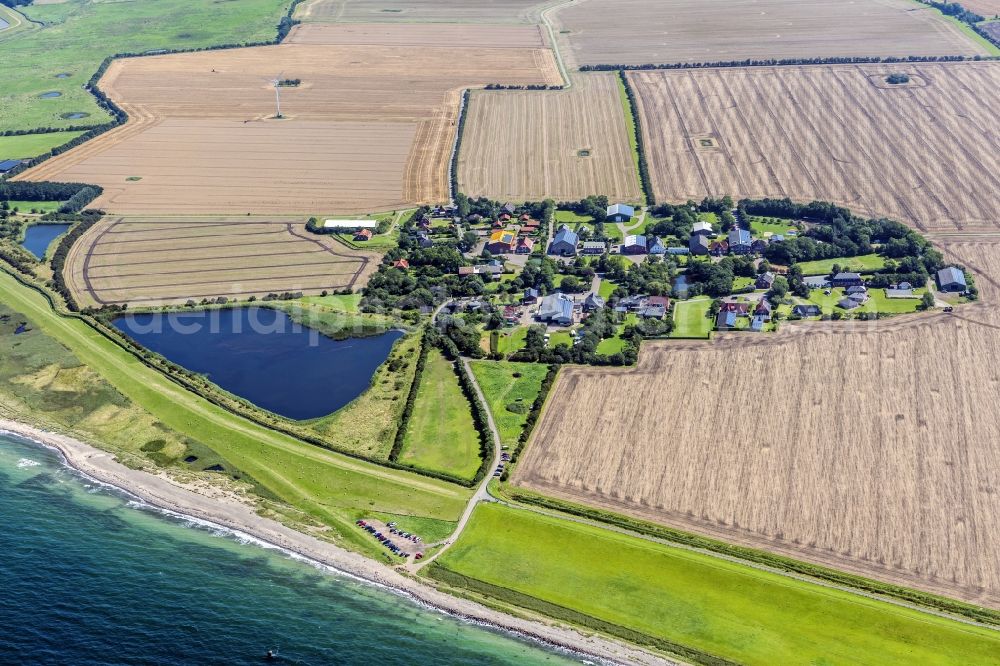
432, 503, 1000, 666
298, 293, 363, 313
749, 216, 796, 237
797, 254, 885, 275
491, 326, 528, 356
734, 276, 755, 290
614, 73, 643, 203
0, 270, 470, 555
548, 330, 573, 348
806, 288, 924, 315
468, 361, 548, 449
399, 348, 481, 481
0, 131, 86, 159
7, 201, 63, 213
1, 0, 288, 132
671, 297, 713, 338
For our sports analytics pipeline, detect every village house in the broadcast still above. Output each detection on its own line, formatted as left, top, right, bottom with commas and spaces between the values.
728, 228, 752, 255
640, 295, 670, 319
709, 239, 729, 257
354, 228, 373, 241
792, 304, 822, 317
750, 314, 766, 332
606, 203, 635, 222
716, 310, 737, 329
549, 225, 579, 256
936, 266, 967, 292
750, 238, 768, 255
583, 292, 605, 312
691, 220, 714, 237
831, 272, 864, 288
486, 229, 517, 254
622, 234, 648, 255
755, 271, 776, 290
501, 202, 516, 216
393, 258, 409, 270
522, 287, 540, 304
647, 237, 667, 255
690, 234, 710, 255
536, 293, 574, 326
515, 237, 535, 254
581, 240, 606, 255
754, 298, 772, 321
719, 301, 751, 315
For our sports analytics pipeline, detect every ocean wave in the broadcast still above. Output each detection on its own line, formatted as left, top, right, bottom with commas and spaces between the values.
17, 458, 40, 468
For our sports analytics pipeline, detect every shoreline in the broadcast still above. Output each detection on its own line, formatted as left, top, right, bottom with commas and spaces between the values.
0, 418, 677, 666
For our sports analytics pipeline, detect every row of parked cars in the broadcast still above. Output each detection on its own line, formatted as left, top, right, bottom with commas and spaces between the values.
356, 520, 423, 559
493, 450, 512, 477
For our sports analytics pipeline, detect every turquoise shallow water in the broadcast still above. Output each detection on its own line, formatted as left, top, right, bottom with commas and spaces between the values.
0, 433, 581, 665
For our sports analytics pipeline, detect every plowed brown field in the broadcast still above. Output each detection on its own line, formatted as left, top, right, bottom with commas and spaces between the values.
516, 238, 1000, 609
629, 62, 1000, 232
295, 0, 549, 24
458, 72, 642, 203
65, 217, 379, 307
16, 27, 560, 215
550, 0, 988, 68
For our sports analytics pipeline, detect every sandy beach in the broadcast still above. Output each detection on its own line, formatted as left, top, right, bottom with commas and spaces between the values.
0, 418, 676, 666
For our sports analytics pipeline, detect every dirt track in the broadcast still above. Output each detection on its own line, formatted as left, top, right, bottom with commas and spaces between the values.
517, 238, 1000, 609
16, 27, 561, 215
630, 62, 1000, 232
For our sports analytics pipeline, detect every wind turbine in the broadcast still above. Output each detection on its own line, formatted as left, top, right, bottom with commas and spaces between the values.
268, 72, 285, 119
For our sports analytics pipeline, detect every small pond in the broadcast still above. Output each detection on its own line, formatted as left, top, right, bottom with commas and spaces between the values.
38, 91, 63, 99
55, 73, 72, 79
60, 112, 89, 120
21, 223, 71, 259
112, 307, 403, 420
673, 273, 689, 298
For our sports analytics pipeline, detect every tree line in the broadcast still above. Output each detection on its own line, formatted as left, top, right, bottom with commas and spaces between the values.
580, 54, 994, 73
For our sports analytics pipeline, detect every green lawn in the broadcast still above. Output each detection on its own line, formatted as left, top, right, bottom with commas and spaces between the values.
734, 276, 756, 290
0, 131, 86, 159
671, 297, 713, 338
806, 288, 924, 315
598, 279, 619, 300
553, 210, 591, 224
749, 216, 796, 237
468, 361, 548, 449
548, 330, 573, 348
6, 200, 63, 213
0, 270, 470, 556
1, 0, 288, 132
399, 348, 481, 481
298, 292, 362, 314
797, 254, 885, 275
433, 503, 1000, 666
491, 325, 528, 356
596, 334, 627, 355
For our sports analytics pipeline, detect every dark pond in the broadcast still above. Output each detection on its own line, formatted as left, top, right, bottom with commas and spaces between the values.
21, 223, 71, 259
38, 91, 62, 99
60, 112, 89, 119
674, 273, 689, 298
55, 72, 72, 79
112, 307, 403, 420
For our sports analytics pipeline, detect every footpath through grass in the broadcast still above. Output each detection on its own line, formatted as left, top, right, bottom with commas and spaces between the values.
432, 503, 1000, 666
0, 270, 470, 554
469, 361, 548, 449
399, 348, 481, 481
1, 0, 288, 133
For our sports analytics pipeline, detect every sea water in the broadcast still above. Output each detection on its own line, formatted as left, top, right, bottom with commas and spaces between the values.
0, 433, 581, 665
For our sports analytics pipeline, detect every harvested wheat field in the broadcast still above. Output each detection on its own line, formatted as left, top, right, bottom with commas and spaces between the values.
458, 72, 641, 203
65, 217, 379, 307
17, 27, 560, 215
287, 22, 547, 47
550, 0, 987, 68
629, 62, 1000, 232
517, 241, 1000, 608
295, 0, 549, 24
961, 0, 1000, 16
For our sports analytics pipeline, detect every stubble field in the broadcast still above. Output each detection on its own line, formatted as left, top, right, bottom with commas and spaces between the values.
550, 0, 988, 67
16, 25, 560, 215
65, 217, 379, 307
516, 239, 1000, 608
458, 72, 642, 203
629, 62, 1000, 232
961, 0, 1000, 16
295, 0, 549, 24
